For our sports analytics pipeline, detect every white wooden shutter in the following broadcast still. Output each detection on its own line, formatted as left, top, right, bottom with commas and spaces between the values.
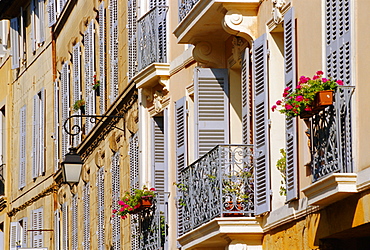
10, 222, 19, 250
194, 68, 229, 158
48, 0, 57, 27
61, 62, 70, 158
326, 0, 351, 84
32, 207, 43, 247
241, 48, 251, 144
284, 7, 298, 202
129, 134, 139, 250
32, 95, 40, 179
39, 89, 45, 175
54, 80, 60, 171
54, 209, 60, 250
253, 33, 271, 215
109, 0, 118, 103
111, 152, 121, 249
99, 3, 106, 114
97, 167, 105, 250
72, 43, 82, 145
152, 116, 165, 204
31, 0, 37, 52
21, 217, 28, 247
37, 0, 45, 43
128, 0, 137, 79
83, 182, 90, 250
19, 106, 26, 189
61, 203, 68, 250
10, 17, 20, 69
71, 195, 78, 250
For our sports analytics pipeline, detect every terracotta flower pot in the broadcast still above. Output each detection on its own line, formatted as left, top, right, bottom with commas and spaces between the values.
223, 201, 243, 217
141, 199, 153, 208
300, 90, 333, 119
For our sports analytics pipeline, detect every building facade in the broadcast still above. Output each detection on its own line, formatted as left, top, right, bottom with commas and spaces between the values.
0, 0, 369, 249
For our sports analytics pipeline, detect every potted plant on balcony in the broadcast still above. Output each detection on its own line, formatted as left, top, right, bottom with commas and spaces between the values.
93, 74, 100, 96
271, 71, 344, 119
112, 186, 156, 219
73, 99, 86, 114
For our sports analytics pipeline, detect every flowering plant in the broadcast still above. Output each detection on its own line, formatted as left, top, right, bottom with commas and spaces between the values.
92, 74, 100, 90
72, 99, 85, 112
112, 186, 156, 219
271, 71, 343, 118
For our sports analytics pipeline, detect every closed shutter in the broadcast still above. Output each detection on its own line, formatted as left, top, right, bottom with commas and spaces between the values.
48, 0, 57, 27
129, 135, 139, 250
152, 117, 165, 204
241, 48, 251, 144
61, 62, 70, 158
284, 7, 298, 201
32, 207, 43, 247
194, 68, 229, 158
10, 222, 19, 250
150, 0, 166, 9
253, 33, 271, 215
71, 195, 78, 250
99, 3, 106, 114
111, 152, 121, 249
54, 209, 60, 250
61, 203, 68, 250
72, 44, 82, 145
10, 17, 19, 69
175, 97, 187, 236
19, 106, 26, 189
128, 0, 137, 79
21, 218, 28, 248
97, 167, 105, 250
37, 0, 45, 43
83, 183, 90, 250
32, 95, 40, 179
54, 80, 60, 171
109, 0, 118, 103
39, 89, 45, 175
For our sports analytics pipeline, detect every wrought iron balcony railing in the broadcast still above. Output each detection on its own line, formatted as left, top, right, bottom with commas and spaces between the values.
311, 86, 355, 182
178, 145, 254, 236
178, 0, 199, 22
137, 6, 168, 72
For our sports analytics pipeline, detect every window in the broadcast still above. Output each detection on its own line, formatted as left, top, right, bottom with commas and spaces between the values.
32, 90, 45, 179
0, 20, 9, 57
10, 218, 28, 249
32, 207, 43, 247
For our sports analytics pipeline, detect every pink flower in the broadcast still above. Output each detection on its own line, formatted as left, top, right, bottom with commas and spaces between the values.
283, 92, 288, 97
316, 71, 324, 75
295, 95, 304, 102
112, 209, 118, 213
128, 208, 133, 211
276, 100, 282, 105
305, 106, 312, 111
296, 85, 302, 89
284, 87, 290, 91
119, 207, 125, 212
336, 80, 343, 85
150, 188, 156, 191
285, 104, 293, 110
313, 75, 320, 80
300, 76, 308, 83
118, 201, 125, 206
322, 78, 328, 83
271, 105, 277, 112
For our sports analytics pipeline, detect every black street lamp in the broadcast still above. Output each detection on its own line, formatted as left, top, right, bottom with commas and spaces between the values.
61, 147, 83, 184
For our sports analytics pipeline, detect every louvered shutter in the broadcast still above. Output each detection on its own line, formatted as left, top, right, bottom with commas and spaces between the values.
97, 167, 105, 250
37, 0, 45, 43
242, 48, 251, 144
61, 62, 70, 158
48, 0, 57, 27
129, 135, 139, 250
152, 117, 165, 205
61, 203, 68, 250
253, 33, 271, 215
284, 8, 298, 201
111, 152, 121, 249
54, 209, 60, 250
19, 106, 26, 189
99, 3, 106, 114
39, 89, 45, 175
326, 0, 351, 84
10, 222, 19, 250
54, 80, 60, 171
83, 183, 90, 250
32, 95, 40, 179
71, 195, 78, 250
10, 17, 19, 69
21, 217, 28, 247
128, 0, 137, 79
85, 21, 96, 133
109, 0, 118, 103
72, 44, 82, 145
31, 0, 36, 52
175, 97, 187, 236
194, 68, 229, 158
32, 207, 43, 247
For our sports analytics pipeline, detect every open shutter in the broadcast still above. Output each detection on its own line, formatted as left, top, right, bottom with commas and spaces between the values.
71, 195, 78, 250
72, 44, 82, 145
19, 106, 26, 189
54, 209, 60, 250
61, 62, 70, 158
32, 207, 43, 247
241, 48, 251, 144
61, 203, 68, 250
99, 3, 106, 114
54, 80, 59, 171
284, 7, 298, 201
194, 68, 229, 158
85, 21, 96, 133
152, 116, 165, 205
21, 217, 28, 247
109, 0, 118, 103
111, 152, 121, 249
253, 33, 271, 215
40, 89, 45, 175
10, 17, 20, 69
128, 0, 137, 79
32, 95, 40, 179
37, 0, 45, 43
10, 222, 19, 250
83, 183, 90, 250
48, 0, 57, 27
31, 0, 36, 52
129, 134, 139, 250
97, 167, 105, 250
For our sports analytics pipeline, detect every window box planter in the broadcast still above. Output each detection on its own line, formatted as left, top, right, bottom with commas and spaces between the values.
300, 90, 333, 119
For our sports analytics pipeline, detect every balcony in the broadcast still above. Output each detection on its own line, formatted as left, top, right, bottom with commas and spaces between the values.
303, 86, 356, 206
137, 6, 169, 72
177, 145, 263, 249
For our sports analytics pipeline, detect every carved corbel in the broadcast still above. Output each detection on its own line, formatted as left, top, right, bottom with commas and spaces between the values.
158, 77, 169, 92
231, 37, 247, 64
223, 10, 255, 42
272, 0, 286, 24
153, 90, 164, 112
193, 41, 224, 68
142, 88, 153, 102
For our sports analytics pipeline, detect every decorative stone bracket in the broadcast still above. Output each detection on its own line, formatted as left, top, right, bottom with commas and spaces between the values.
222, 10, 256, 42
